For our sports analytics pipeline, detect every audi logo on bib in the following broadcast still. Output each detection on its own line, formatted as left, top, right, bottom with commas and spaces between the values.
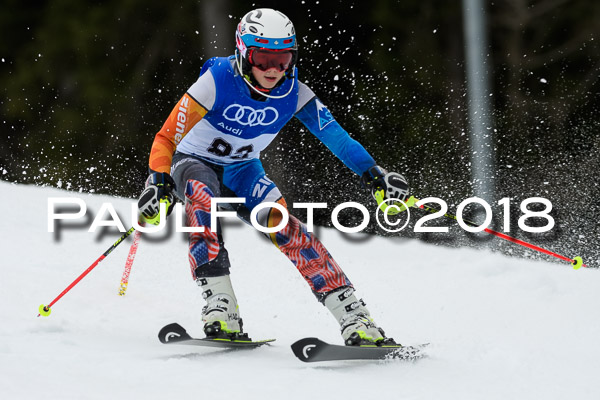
223, 104, 279, 126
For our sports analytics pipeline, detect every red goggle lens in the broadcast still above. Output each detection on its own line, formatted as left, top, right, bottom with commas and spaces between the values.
249, 49, 293, 72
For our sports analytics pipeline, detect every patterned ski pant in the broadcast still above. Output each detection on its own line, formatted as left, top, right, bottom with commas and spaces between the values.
170, 152, 352, 296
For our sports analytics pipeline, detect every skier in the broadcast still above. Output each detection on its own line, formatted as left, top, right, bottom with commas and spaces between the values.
138, 8, 409, 346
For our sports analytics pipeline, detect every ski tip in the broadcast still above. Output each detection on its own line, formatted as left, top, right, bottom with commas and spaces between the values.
291, 337, 325, 362
158, 322, 192, 344
38, 304, 51, 317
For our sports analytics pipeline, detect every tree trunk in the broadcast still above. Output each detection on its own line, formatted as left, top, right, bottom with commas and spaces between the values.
200, 0, 234, 59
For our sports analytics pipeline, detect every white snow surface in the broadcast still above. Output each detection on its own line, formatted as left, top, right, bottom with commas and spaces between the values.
1, 180, 599, 399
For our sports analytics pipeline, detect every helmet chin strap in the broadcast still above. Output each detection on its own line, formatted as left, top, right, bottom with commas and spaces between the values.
235, 50, 295, 99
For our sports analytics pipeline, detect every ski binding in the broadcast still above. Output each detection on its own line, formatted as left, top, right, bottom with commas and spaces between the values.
158, 323, 275, 349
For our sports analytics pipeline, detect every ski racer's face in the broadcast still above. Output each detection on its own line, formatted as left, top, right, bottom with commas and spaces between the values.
247, 48, 292, 89
251, 66, 286, 89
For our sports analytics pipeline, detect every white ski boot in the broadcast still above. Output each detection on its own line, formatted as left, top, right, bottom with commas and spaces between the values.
197, 275, 245, 339
323, 287, 395, 346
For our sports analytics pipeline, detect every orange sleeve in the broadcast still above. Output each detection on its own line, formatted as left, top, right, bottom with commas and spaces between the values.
148, 93, 208, 173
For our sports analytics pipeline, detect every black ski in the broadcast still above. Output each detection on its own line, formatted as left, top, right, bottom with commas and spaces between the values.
291, 337, 427, 362
158, 323, 275, 349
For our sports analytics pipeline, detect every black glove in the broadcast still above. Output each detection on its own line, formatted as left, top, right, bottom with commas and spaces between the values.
361, 166, 409, 201
361, 165, 410, 214
138, 172, 176, 225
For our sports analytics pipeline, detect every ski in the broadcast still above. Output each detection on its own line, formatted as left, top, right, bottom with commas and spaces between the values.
158, 323, 275, 349
291, 337, 427, 362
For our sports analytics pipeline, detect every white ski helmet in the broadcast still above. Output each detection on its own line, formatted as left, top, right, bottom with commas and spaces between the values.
235, 8, 298, 97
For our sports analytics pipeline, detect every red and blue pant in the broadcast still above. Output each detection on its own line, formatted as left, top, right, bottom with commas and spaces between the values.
170, 152, 352, 296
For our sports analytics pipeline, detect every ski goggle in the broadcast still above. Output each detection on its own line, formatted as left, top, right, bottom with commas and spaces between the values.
248, 48, 294, 72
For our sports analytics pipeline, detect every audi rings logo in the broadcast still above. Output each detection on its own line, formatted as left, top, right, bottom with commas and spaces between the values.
223, 104, 279, 126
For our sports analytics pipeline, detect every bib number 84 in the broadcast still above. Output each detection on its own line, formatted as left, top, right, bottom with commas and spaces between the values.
207, 138, 254, 160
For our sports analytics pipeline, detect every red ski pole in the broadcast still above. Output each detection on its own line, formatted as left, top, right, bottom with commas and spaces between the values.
38, 226, 136, 317
410, 197, 587, 269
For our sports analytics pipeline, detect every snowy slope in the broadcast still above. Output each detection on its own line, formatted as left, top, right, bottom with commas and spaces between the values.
1, 180, 599, 400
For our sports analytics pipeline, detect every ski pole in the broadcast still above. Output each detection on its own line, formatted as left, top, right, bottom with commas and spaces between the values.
38, 226, 136, 317
118, 228, 143, 296
407, 196, 587, 269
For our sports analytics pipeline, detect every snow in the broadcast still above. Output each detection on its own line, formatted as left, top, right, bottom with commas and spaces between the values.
1, 180, 599, 399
